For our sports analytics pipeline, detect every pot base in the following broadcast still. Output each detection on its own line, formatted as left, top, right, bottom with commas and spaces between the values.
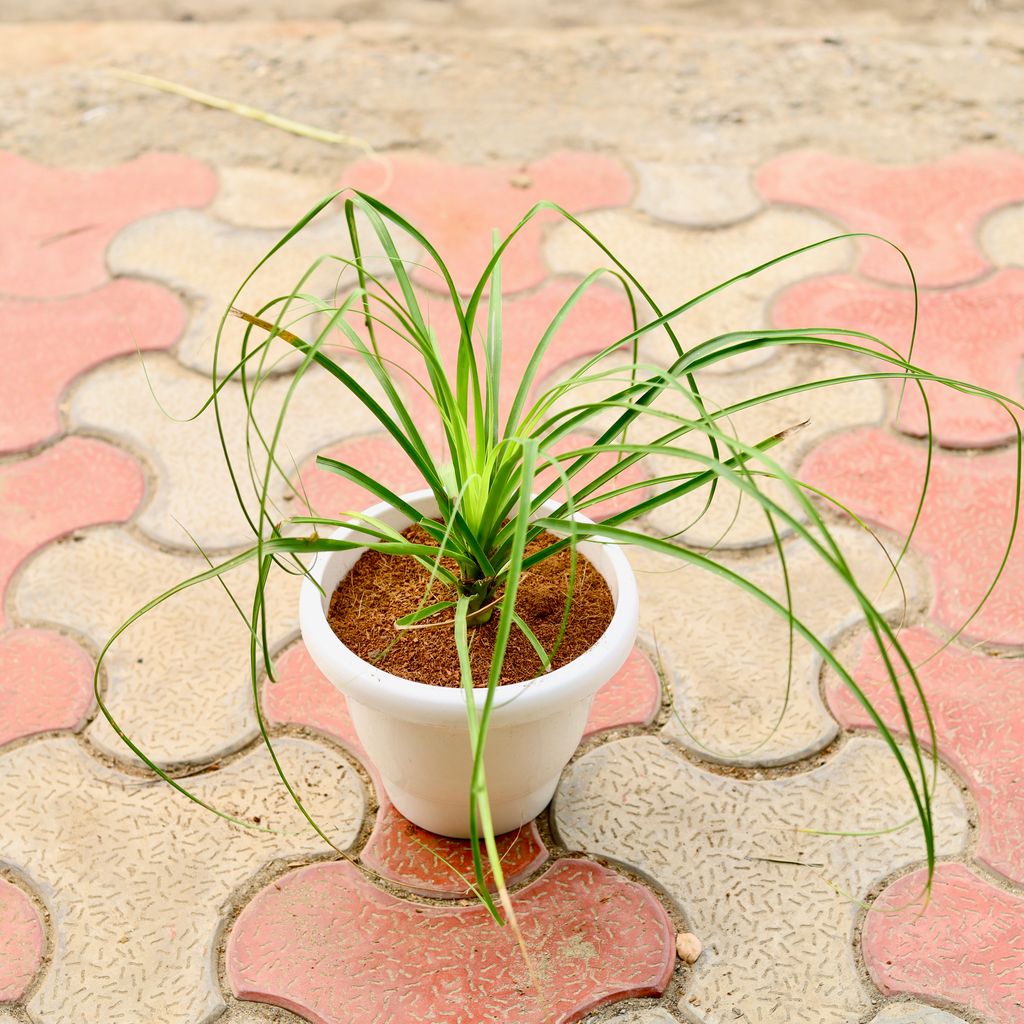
386, 778, 559, 838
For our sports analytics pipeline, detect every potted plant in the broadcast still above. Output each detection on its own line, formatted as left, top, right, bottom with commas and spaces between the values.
98, 191, 1021, 928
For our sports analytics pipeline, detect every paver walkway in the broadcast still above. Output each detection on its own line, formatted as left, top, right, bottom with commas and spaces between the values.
1, 8, 1023, 1024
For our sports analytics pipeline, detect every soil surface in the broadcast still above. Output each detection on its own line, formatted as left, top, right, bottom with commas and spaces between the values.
328, 523, 615, 686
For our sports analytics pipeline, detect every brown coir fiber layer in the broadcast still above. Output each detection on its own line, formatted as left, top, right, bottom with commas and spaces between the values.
328, 523, 614, 687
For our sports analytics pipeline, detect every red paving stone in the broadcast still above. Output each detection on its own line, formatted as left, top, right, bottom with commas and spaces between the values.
581, 644, 660, 738
0, 280, 184, 453
756, 148, 1024, 287
863, 863, 1024, 1024
0, 151, 216, 298
801, 428, 1023, 645
266, 641, 659, 896
227, 857, 674, 1024
829, 627, 1024, 884
772, 271, 1024, 448
0, 877, 44, 1002
360, 802, 550, 898
0, 437, 144, 628
341, 152, 633, 294
0, 628, 94, 748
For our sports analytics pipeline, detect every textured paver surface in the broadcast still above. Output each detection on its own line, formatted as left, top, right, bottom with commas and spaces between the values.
1, 7, 1023, 1024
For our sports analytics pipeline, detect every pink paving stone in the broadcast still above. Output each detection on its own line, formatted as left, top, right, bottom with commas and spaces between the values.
0, 150, 217, 298
341, 153, 633, 293
0, 436, 143, 628
863, 863, 1024, 1024
0, 628, 94, 747
266, 641, 659, 897
228, 857, 675, 1024
0, 279, 185, 453
0, 877, 44, 1002
829, 627, 1024, 884
756, 148, 1024, 287
772, 271, 1024, 448
801, 428, 1023, 645
582, 644, 660, 738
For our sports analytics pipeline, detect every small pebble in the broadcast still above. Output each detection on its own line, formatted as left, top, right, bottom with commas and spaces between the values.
676, 931, 703, 964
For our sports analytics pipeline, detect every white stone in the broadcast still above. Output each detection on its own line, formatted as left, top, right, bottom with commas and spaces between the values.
635, 161, 761, 228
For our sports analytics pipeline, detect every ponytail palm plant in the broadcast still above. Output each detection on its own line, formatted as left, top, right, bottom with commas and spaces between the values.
97, 189, 1022, 929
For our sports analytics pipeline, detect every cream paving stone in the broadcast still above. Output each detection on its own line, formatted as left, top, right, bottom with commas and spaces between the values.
979, 202, 1024, 267
545, 207, 853, 373
107, 209, 417, 375
870, 1006, 969, 1024
554, 737, 967, 1024
632, 526, 927, 766
210, 166, 339, 229
0, 735, 362, 1024
635, 162, 761, 228
551, 345, 885, 549
68, 353, 385, 550
14, 527, 303, 766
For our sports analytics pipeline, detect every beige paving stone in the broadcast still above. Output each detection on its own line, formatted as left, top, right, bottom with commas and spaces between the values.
14, 527, 303, 766
69, 353, 385, 550
870, 1005, 969, 1024
107, 209, 416, 374
979, 202, 1024, 267
554, 737, 967, 1024
211, 166, 339, 229
632, 526, 927, 766
555, 345, 884, 549
635, 162, 761, 228
544, 207, 853, 373
0, 735, 363, 1024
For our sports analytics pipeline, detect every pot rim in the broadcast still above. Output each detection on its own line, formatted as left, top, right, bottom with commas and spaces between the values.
298, 488, 639, 725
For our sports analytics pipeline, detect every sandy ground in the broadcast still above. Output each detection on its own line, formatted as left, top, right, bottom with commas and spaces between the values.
1, 5, 1022, 177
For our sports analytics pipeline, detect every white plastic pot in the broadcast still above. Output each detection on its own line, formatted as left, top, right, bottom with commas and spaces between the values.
299, 489, 639, 837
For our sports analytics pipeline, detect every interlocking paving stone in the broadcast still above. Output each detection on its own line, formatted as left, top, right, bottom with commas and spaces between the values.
628, 347, 885, 548
756, 148, 1024, 287
0, 436, 143, 629
69, 353, 384, 550
980, 202, 1024, 267
14, 527, 302, 765
228, 857, 674, 1024
863, 863, 1024, 1024
601, 1007, 678, 1024
0, 876, 43, 1002
640, 526, 926, 766
0, 280, 183, 454
773, 271, 1024, 448
0, 735, 362, 1024
106, 209, 414, 374
265, 639, 659, 897
545, 207, 853, 372
0, 150, 216, 299
0, 628, 94, 748
634, 161, 761, 227
210, 166, 338, 229
829, 626, 1024, 885
555, 736, 968, 1024
341, 151, 634, 295
802, 427, 1023, 645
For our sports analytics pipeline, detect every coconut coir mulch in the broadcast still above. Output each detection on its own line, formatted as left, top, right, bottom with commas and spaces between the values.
328, 523, 614, 687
